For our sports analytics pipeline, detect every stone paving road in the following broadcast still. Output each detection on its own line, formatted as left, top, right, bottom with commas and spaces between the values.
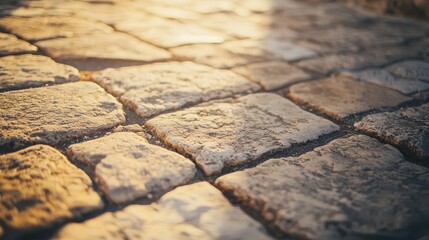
0, 0, 428, 240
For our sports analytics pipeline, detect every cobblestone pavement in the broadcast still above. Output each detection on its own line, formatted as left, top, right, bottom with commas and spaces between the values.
0, 0, 428, 240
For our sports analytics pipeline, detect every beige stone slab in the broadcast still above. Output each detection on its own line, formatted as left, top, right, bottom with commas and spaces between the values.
0, 33, 37, 56
146, 93, 339, 175
92, 61, 260, 118
0, 54, 79, 91
67, 132, 196, 203
0, 145, 103, 231
288, 75, 412, 120
52, 182, 272, 240
355, 103, 429, 159
0, 82, 125, 149
216, 135, 429, 239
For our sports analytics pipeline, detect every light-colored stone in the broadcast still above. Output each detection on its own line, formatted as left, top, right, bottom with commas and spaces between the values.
92, 62, 260, 118
67, 132, 196, 203
216, 135, 429, 239
0, 33, 37, 56
232, 61, 311, 90
0, 82, 125, 148
0, 145, 103, 231
146, 93, 339, 175
355, 103, 429, 159
0, 16, 113, 41
260, 38, 317, 61
386, 61, 429, 82
288, 75, 412, 120
52, 182, 272, 240
0, 54, 79, 91
113, 124, 144, 133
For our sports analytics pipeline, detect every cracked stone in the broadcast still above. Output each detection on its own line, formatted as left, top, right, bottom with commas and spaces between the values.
92, 61, 260, 118
288, 75, 412, 120
355, 103, 429, 160
232, 61, 311, 90
0, 33, 37, 56
52, 182, 272, 240
67, 132, 196, 203
0, 145, 103, 232
216, 135, 429, 239
146, 93, 339, 175
0, 54, 79, 91
0, 82, 125, 149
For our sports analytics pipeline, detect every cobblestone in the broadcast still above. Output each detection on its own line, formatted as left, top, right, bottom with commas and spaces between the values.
52, 182, 272, 240
146, 93, 338, 175
216, 135, 429, 239
0, 145, 103, 232
0, 33, 37, 56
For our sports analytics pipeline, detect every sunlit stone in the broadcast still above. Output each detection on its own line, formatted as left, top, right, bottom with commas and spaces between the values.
0, 33, 37, 56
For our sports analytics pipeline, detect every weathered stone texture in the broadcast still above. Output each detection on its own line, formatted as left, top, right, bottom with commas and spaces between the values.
216, 135, 429, 239
0, 145, 103, 231
0, 33, 37, 56
0, 54, 79, 91
52, 182, 272, 240
67, 132, 196, 203
92, 62, 260, 118
0, 82, 125, 148
386, 61, 429, 82
355, 103, 429, 159
146, 93, 339, 175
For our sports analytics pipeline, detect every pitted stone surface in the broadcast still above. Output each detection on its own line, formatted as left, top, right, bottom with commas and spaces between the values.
92, 61, 260, 118
0, 16, 113, 41
0, 33, 37, 56
52, 182, 272, 240
67, 132, 197, 203
216, 135, 429, 239
288, 75, 411, 120
355, 103, 429, 159
146, 93, 339, 175
0, 82, 125, 148
0, 54, 79, 91
0, 145, 103, 231
386, 61, 429, 82
232, 61, 311, 90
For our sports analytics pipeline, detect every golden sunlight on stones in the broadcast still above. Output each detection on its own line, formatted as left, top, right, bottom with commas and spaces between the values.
0, 33, 37, 56
216, 135, 429, 239
52, 182, 272, 240
92, 61, 260, 118
0, 82, 125, 149
0, 54, 79, 91
67, 132, 196, 204
0, 145, 103, 232
146, 93, 339, 176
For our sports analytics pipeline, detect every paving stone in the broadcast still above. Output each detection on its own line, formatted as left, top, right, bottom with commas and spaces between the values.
355, 103, 429, 159
146, 93, 339, 175
216, 135, 429, 239
0, 54, 79, 91
0, 82, 125, 149
0, 145, 104, 232
67, 132, 196, 203
0, 16, 113, 41
92, 61, 260, 118
36, 32, 171, 71
288, 75, 412, 120
232, 61, 312, 90
0, 33, 37, 56
386, 61, 429, 82
52, 182, 272, 240
113, 124, 144, 133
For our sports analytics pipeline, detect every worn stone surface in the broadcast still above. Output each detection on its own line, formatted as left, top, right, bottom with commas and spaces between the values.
0, 82, 125, 148
0, 54, 79, 91
92, 61, 260, 118
288, 75, 412, 120
0, 16, 113, 41
0, 145, 104, 232
216, 135, 429, 239
52, 182, 272, 240
36, 32, 171, 71
67, 132, 196, 203
232, 61, 312, 90
386, 60, 429, 82
0, 32, 37, 56
355, 103, 429, 159
146, 93, 339, 175
259, 38, 317, 62
113, 124, 144, 133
